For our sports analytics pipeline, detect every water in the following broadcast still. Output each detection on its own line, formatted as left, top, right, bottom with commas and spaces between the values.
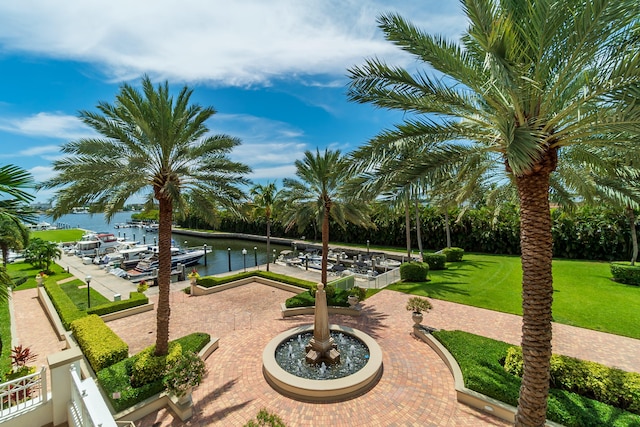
274, 331, 370, 380
39, 212, 290, 276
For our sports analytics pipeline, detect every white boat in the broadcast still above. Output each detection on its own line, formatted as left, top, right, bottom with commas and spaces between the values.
126, 247, 205, 279
74, 233, 122, 257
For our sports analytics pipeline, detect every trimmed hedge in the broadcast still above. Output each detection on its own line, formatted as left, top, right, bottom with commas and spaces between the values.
97, 332, 210, 412
504, 347, 640, 414
285, 287, 350, 308
87, 292, 149, 316
434, 330, 640, 427
441, 247, 464, 262
610, 262, 640, 286
44, 281, 86, 329
130, 342, 182, 388
197, 270, 315, 290
423, 253, 447, 270
70, 315, 129, 372
400, 262, 429, 281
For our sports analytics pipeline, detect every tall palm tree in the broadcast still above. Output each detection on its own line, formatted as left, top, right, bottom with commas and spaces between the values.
250, 182, 280, 272
40, 76, 250, 356
280, 149, 372, 285
0, 164, 35, 224
347, 2, 639, 425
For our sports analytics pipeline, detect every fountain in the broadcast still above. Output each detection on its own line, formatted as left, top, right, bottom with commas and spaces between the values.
263, 282, 383, 402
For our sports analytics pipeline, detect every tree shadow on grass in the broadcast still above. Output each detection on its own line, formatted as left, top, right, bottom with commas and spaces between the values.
388, 280, 471, 299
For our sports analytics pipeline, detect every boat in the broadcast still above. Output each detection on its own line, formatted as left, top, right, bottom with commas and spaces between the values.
126, 247, 205, 278
74, 233, 122, 257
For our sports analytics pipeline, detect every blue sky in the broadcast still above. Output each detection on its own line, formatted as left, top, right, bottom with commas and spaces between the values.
0, 1, 467, 202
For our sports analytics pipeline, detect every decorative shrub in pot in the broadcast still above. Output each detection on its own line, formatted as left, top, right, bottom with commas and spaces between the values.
406, 296, 432, 325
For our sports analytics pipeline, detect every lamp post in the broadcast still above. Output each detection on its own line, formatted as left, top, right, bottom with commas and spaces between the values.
367, 240, 370, 254
203, 244, 208, 266
273, 249, 276, 264
305, 254, 309, 270
254, 247, 257, 267
86, 275, 92, 308
242, 248, 247, 272
227, 247, 231, 271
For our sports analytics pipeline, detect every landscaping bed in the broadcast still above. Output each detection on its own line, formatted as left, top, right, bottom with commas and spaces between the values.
433, 330, 640, 427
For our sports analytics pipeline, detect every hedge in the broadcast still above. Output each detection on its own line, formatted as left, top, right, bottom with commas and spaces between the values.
97, 332, 210, 412
70, 315, 129, 372
399, 262, 429, 281
130, 342, 182, 388
504, 347, 640, 414
441, 247, 464, 262
285, 287, 350, 308
610, 262, 640, 286
423, 253, 447, 270
44, 281, 86, 329
196, 270, 315, 290
86, 292, 149, 316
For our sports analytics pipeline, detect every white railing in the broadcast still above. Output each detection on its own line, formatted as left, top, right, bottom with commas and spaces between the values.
68, 365, 116, 427
0, 366, 47, 418
353, 268, 402, 289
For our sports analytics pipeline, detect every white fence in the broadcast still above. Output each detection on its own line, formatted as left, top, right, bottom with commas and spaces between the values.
0, 366, 47, 418
68, 365, 116, 427
354, 268, 402, 289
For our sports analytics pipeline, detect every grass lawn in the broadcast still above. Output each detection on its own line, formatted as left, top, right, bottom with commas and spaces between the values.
5, 262, 72, 290
433, 330, 640, 427
59, 279, 110, 310
31, 228, 85, 243
387, 253, 640, 339
0, 299, 11, 378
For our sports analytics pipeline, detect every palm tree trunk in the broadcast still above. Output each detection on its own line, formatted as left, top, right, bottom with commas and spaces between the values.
627, 205, 638, 266
154, 195, 173, 356
266, 217, 271, 272
415, 199, 423, 260
514, 168, 554, 427
405, 195, 411, 259
444, 210, 452, 248
321, 204, 330, 285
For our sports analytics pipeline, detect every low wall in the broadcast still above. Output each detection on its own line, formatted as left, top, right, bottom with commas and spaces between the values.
190, 276, 306, 296
412, 326, 563, 427
280, 303, 362, 318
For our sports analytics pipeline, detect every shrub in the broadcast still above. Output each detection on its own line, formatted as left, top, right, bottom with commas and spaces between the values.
44, 281, 86, 329
71, 315, 128, 372
98, 333, 210, 412
399, 262, 429, 281
244, 409, 287, 427
130, 342, 182, 388
86, 292, 148, 316
504, 346, 640, 414
309, 283, 335, 299
197, 271, 315, 290
406, 296, 432, 314
163, 351, 206, 397
610, 262, 640, 286
348, 286, 366, 301
441, 247, 464, 262
285, 288, 350, 308
137, 281, 149, 293
423, 253, 447, 270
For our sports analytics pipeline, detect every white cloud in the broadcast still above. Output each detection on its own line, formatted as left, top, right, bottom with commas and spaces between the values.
250, 165, 298, 181
0, 1, 466, 87
0, 112, 92, 139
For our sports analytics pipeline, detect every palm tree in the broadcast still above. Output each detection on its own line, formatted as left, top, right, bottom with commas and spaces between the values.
24, 238, 61, 272
0, 164, 35, 224
0, 214, 29, 268
347, 3, 639, 425
40, 76, 250, 356
250, 182, 280, 272
280, 149, 372, 285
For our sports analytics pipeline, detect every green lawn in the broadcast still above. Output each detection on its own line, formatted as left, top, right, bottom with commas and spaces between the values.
387, 253, 640, 339
31, 228, 85, 243
59, 279, 110, 310
5, 262, 71, 290
0, 299, 11, 378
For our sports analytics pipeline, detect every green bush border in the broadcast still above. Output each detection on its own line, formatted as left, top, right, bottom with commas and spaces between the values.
44, 281, 86, 329
433, 330, 640, 427
70, 314, 129, 372
87, 292, 149, 316
610, 262, 640, 286
97, 332, 210, 412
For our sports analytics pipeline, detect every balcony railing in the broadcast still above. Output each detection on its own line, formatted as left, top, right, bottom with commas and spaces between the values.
0, 366, 47, 418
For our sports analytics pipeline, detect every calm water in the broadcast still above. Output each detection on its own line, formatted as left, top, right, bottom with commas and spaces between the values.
40, 212, 290, 276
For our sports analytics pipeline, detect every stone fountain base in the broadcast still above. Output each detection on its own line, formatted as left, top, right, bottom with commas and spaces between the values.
263, 324, 383, 402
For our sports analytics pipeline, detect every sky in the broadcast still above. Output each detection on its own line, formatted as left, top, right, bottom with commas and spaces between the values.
0, 0, 468, 203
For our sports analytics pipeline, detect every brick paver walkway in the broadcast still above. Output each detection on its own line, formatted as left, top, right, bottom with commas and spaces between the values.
11, 277, 640, 426
107, 285, 507, 426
